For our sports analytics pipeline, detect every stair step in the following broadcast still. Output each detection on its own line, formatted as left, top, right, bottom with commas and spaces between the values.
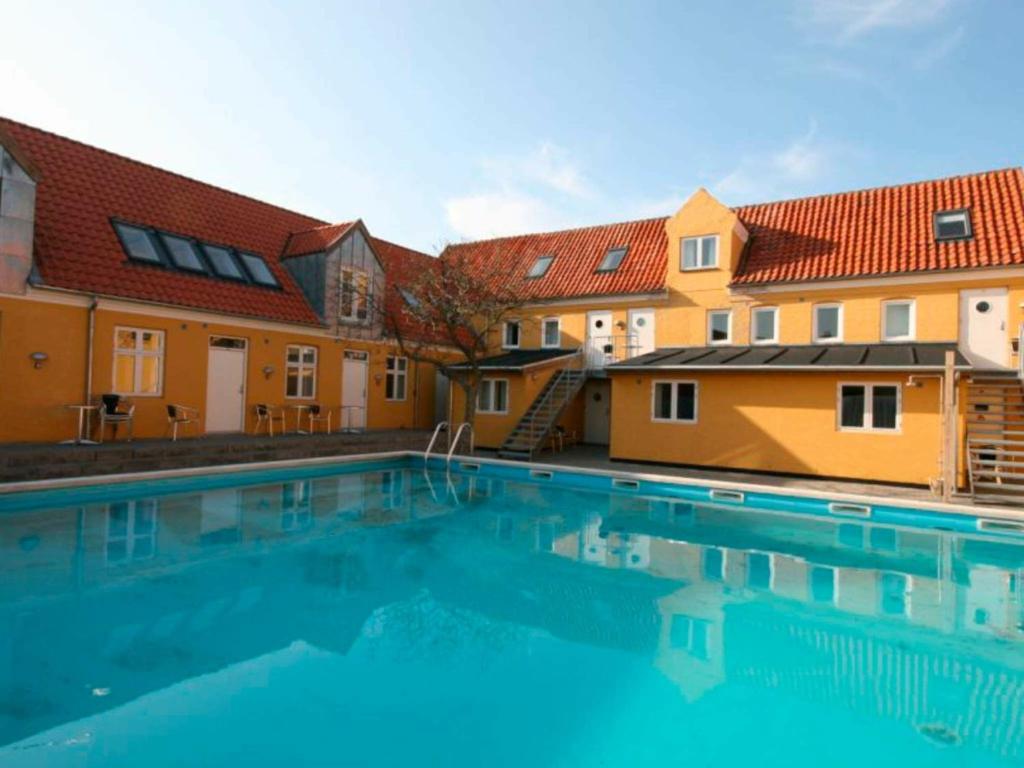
968, 438, 1024, 446
973, 480, 1024, 491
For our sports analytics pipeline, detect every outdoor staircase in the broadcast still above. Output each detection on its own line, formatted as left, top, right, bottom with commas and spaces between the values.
966, 371, 1024, 505
498, 369, 587, 460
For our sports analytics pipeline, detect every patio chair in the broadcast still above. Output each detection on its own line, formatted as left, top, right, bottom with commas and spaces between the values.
308, 404, 332, 434
254, 403, 285, 436
166, 404, 200, 441
98, 394, 135, 443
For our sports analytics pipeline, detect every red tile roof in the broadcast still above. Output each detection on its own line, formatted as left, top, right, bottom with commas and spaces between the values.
733, 168, 1024, 285
283, 221, 357, 258
441, 218, 669, 301
0, 117, 327, 325
370, 236, 448, 344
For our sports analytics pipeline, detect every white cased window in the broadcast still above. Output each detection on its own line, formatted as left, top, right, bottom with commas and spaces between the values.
113, 327, 165, 396
751, 307, 778, 344
386, 356, 408, 401
542, 317, 561, 348
882, 300, 915, 341
707, 310, 731, 345
340, 267, 370, 322
503, 321, 521, 349
813, 303, 843, 343
652, 380, 698, 423
681, 235, 718, 270
838, 383, 901, 432
477, 379, 509, 414
286, 345, 317, 398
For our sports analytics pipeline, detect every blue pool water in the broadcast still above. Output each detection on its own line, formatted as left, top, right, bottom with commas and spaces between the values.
0, 457, 1022, 766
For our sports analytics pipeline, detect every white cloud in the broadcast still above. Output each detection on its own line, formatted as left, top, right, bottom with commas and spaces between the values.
803, 0, 952, 41
913, 24, 965, 69
479, 142, 593, 199
443, 191, 575, 240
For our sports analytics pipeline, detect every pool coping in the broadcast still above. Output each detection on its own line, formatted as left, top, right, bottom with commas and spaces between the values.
0, 449, 1022, 524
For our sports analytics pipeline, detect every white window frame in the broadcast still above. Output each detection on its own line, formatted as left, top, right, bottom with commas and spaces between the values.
813, 302, 844, 344
385, 355, 408, 401
881, 299, 916, 342
706, 310, 732, 345
112, 326, 165, 396
105, 499, 158, 565
285, 344, 318, 399
836, 382, 902, 434
541, 317, 561, 349
651, 380, 699, 424
339, 267, 371, 323
477, 378, 509, 415
502, 320, 521, 350
751, 306, 779, 345
934, 209, 972, 241
680, 235, 719, 271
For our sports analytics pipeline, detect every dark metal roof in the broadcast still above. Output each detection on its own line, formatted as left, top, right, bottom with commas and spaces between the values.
607, 343, 971, 371
450, 348, 580, 371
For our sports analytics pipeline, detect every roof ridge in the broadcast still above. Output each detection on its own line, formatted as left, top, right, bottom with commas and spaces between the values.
370, 235, 437, 260
0, 115, 331, 227
443, 215, 669, 250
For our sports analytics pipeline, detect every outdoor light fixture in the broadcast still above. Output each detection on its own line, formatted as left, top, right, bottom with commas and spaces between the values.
29, 351, 48, 368
262, 364, 275, 379
374, 373, 383, 384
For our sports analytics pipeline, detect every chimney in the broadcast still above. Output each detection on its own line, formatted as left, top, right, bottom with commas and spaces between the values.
0, 146, 36, 295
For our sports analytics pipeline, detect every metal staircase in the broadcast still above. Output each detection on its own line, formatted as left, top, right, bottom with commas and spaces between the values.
966, 371, 1024, 505
498, 369, 587, 460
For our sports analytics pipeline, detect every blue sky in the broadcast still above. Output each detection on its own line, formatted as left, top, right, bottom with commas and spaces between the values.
3, 0, 1022, 252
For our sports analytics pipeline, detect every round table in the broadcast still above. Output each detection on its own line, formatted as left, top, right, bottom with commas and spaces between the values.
61, 404, 99, 445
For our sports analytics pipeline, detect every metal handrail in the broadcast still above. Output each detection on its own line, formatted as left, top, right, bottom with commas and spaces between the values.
425, 421, 449, 457
446, 422, 474, 467
523, 369, 577, 436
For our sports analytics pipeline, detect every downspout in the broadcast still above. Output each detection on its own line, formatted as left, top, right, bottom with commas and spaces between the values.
85, 296, 98, 402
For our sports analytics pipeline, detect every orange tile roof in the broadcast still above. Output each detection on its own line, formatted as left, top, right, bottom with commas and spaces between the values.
370, 236, 448, 344
441, 217, 669, 301
733, 168, 1024, 285
283, 221, 357, 258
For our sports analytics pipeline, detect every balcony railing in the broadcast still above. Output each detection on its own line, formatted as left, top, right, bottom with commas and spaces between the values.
584, 333, 640, 370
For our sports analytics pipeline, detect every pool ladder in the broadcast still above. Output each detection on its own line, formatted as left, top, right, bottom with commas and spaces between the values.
424, 420, 475, 472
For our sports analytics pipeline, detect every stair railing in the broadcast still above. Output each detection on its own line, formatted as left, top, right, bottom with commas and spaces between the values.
425, 421, 449, 458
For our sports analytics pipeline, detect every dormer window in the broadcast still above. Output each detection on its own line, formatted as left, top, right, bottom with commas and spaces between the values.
681, 235, 718, 270
934, 209, 971, 241
340, 267, 370, 321
527, 255, 554, 278
597, 247, 627, 272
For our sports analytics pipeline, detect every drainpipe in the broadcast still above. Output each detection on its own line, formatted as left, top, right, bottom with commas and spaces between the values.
85, 296, 98, 402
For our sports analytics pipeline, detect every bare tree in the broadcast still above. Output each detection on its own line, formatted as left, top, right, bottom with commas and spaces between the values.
382, 249, 532, 426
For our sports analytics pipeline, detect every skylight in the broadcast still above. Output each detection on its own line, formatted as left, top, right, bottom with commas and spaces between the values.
202, 244, 245, 280
238, 252, 279, 286
527, 255, 554, 278
934, 209, 971, 241
398, 287, 421, 308
597, 246, 627, 272
160, 233, 206, 272
114, 223, 162, 264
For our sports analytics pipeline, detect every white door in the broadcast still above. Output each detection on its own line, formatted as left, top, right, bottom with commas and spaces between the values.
205, 339, 247, 432
583, 380, 611, 444
586, 310, 614, 368
627, 308, 656, 357
342, 350, 369, 429
960, 288, 1008, 369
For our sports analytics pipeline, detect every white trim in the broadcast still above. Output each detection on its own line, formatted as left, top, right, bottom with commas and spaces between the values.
812, 302, 844, 344
836, 381, 902, 434
541, 316, 561, 349
112, 326, 165, 397
339, 266, 371, 323
730, 266, 1024, 295
385, 355, 408, 402
651, 379, 699, 424
502, 320, 521, 350
477, 378, 510, 414
285, 344, 318, 400
881, 299, 916, 342
206, 334, 249, 432
520, 290, 670, 309
750, 306, 778, 345
681, 234, 719, 271
706, 309, 732, 345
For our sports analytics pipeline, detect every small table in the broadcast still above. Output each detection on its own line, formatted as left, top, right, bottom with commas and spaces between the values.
62, 404, 99, 445
289, 404, 311, 434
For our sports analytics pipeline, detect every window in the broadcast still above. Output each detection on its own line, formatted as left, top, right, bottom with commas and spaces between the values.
477, 379, 509, 414
340, 267, 370, 321
542, 317, 561, 348
652, 381, 698, 423
386, 356, 408, 401
527, 255, 554, 278
669, 614, 710, 659
838, 383, 900, 432
114, 223, 162, 264
202, 244, 245, 280
751, 307, 778, 344
398, 287, 420, 308
113, 327, 164, 395
238, 252, 279, 286
748, 552, 772, 590
934, 209, 972, 241
285, 345, 317, 398
810, 566, 837, 604
281, 481, 312, 532
707, 310, 731, 344
106, 500, 157, 565
159, 233, 206, 273
813, 303, 843, 343
597, 247, 627, 272
882, 300, 915, 341
503, 320, 520, 349
702, 547, 725, 582
681, 235, 718, 270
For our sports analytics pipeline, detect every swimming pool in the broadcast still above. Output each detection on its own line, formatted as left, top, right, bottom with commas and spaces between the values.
0, 454, 1022, 766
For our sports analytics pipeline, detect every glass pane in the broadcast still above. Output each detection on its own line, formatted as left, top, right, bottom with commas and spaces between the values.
141, 332, 161, 352
816, 306, 839, 339
116, 330, 137, 350
114, 354, 135, 392
238, 253, 278, 286
202, 245, 244, 278
286, 371, 299, 397
286, 347, 300, 363
301, 371, 315, 398
701, 237, 717, 267
160, 234, 205, 271
885, 303, 910, 338
748, 552, 771, 589
135, 503, 156, 533
505, 323, 519, 346
116, 224, 161, 263
654, 383, 673, 419
682, 239, 698, 269
139, 357, 161, 394
478, 383, 492, 412
754, 309, 776, 341
494, 382, 508, 412
702, 547, 723, 582
397, 358, 407, 372
301, 348, 316, 364
599, 248, 626, 271
709, 312, 729, 342
528, 256, 553, 278
108, 502, 129, 536
872, 386, 899, 430
840, 385, 865, 428
396, 376, 406, 400
935, 211, 968, 238
544, 321, 559, 346
676, 383, 695, 421
385, 375, 395, 399
810, 566, 836, 603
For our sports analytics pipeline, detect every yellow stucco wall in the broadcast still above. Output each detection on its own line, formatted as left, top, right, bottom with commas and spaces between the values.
610, 371, 949, 485
0, 294, 440, 443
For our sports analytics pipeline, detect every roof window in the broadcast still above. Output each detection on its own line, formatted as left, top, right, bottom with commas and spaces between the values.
201, 244, 245, 280
597, 246, 627, 272
114, 223, 162, 264
159, 233, 206, 273
934, 209, 971, 241
238, 252, 279, 286
527, 255, 554, 278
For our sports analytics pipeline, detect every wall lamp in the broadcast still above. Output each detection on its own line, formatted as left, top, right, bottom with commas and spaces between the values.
29, 351, 48, 369
262, 364, 275, 379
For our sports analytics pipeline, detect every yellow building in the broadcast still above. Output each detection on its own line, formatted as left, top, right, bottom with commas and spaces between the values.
0, 118, 449, 444
446, 169, 1024, 492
